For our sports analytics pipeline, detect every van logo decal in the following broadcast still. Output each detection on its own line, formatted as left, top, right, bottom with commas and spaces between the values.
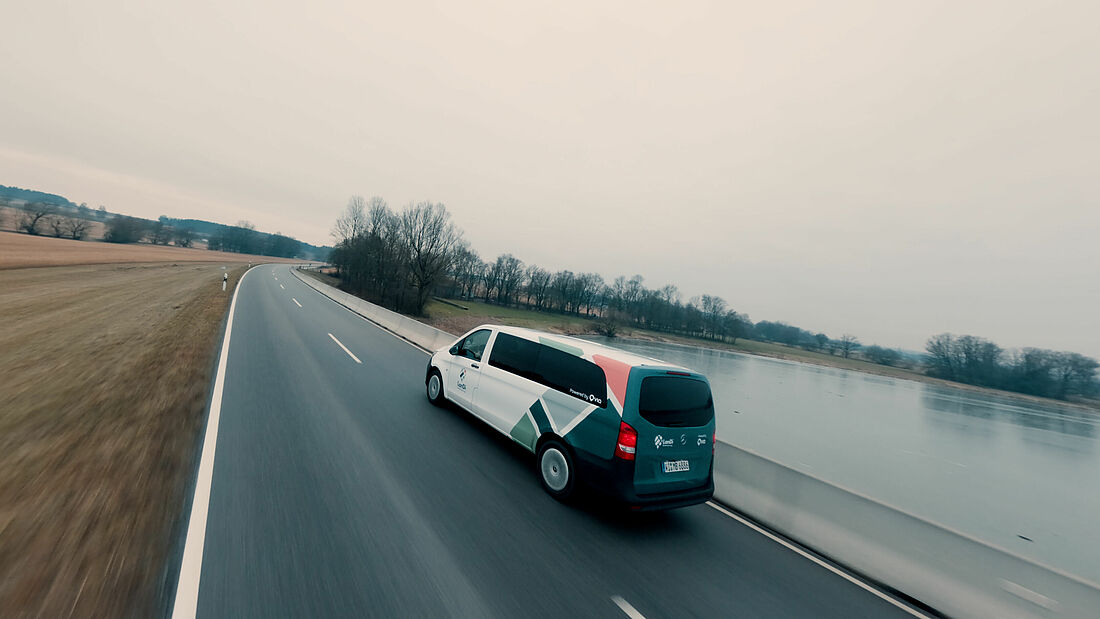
654, 435, 674, 449
697, 434, 707, 446
680, 434, 686, 445
457, 368, 467, 391
567, 387, 603, 406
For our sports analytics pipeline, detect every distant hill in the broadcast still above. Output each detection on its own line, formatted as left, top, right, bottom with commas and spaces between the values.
2, 182, 330, 260
0, 184, 76, 207
160, 217, 330, 261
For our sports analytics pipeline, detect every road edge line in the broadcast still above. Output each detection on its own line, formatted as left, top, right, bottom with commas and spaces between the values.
705, 501, 935, 618
169, 264, 257, 619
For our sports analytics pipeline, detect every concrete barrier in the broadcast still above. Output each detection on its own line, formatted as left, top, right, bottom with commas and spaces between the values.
292, 267, 1100, 617
292, 267, 459, 352
713, 442, 1100, 618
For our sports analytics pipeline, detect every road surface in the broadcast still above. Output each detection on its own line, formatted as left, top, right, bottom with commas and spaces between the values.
173, 264, 927, 618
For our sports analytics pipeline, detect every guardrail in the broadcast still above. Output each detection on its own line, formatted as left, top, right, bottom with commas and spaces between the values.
292, 266, 457, 352
713, 442, 1100, 618
293, 266, 1100, 618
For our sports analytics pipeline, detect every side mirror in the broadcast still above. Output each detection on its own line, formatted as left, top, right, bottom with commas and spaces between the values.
449, 345, 460, 356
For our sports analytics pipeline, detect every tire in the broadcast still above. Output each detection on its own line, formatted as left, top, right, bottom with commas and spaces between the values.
536, 439, 576, 501
426, 369, 445, 406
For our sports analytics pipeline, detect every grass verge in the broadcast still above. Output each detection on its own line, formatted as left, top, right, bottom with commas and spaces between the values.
0, 262, 246, 617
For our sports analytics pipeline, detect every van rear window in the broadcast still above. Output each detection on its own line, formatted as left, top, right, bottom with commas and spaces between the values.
489, 333, 607, 407
638, 376, 714, 427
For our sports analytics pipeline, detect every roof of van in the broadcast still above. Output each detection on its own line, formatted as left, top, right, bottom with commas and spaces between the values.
483, 324, 692, 372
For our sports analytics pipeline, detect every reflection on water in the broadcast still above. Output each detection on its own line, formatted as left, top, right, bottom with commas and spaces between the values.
584, 336, 1100, 581
921, 387, 1096, 439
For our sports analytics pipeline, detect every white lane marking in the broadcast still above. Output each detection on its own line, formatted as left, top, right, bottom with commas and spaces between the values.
705, 502, 931, 618
280, 284, 285, 290
999, 579, 1060, 611
328, 333, 362, 364
292, 298, 302, 308
611, 595, 646, 619
172, 265, 258, 619
290, 270, 433, 355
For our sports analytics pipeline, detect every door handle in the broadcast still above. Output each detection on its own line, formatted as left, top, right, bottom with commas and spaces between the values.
471, 363, 480, 369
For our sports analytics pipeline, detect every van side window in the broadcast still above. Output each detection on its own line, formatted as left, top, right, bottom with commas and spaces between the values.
486, 333, 541, 381
458, 329, 491, 361
488, 333, 607, 407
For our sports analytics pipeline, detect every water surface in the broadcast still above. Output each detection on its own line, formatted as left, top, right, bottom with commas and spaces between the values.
586, 337, 1100, 581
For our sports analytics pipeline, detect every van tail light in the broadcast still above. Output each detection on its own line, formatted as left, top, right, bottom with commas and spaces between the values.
712, 431, 716, 456
615, 421, 637, 461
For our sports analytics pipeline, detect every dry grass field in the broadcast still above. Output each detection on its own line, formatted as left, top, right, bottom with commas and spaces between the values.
0, 246, 259, 616
0, 229, 294, 269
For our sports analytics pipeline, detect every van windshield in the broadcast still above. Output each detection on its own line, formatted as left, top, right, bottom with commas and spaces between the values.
638, 376, 714, 427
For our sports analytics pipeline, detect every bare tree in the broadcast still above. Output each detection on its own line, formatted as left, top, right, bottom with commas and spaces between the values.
700, 295, 728, 340
104, 215, 149, 243
400, 202, 462, 314
659, 284, 679, 305
174, 227, 195, 247
575, 273, 605, 316
723, 311, 750, 344
838, 334, 861, 359
550, 270, 575, 313
332, 195, 368, 244
19, 202, 55, 235
150, 221, 173, 245
65, 217, 91, 240
1053, 352, 1099, 399
49, 216, 67, 237
525, 266, 552, 309
864, 345, 901, 366
492, 254, 525, 306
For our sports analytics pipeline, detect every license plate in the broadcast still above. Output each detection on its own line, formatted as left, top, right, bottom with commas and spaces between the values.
663, 460, 690, 473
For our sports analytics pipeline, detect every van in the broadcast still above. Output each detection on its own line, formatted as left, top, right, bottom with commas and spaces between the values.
425, 325, 715, 510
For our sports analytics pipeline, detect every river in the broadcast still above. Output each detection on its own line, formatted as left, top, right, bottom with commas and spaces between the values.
584, 336, 1100, 582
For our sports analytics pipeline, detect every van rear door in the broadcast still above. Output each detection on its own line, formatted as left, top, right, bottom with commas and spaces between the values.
627, 372, 715, 495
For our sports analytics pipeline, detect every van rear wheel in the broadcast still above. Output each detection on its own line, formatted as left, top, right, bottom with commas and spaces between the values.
537, 440, 576, 501
426, 369, 445, 406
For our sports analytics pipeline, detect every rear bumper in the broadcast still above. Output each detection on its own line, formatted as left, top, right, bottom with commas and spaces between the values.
574, 450, 714, 511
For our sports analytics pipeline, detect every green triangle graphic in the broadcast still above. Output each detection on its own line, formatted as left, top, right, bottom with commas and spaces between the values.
510, 413, 537, 451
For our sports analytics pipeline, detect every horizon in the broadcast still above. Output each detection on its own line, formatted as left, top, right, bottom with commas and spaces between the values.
2, 1, 1097, 358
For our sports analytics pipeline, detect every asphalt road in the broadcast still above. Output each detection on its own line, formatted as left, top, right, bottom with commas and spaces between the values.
178, 264, 923, 618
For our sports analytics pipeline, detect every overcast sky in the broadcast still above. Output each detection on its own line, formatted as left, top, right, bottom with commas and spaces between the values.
2, 1, 1097, 356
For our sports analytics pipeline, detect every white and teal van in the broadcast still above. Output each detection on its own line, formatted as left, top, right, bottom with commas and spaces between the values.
425, 325, 715, 510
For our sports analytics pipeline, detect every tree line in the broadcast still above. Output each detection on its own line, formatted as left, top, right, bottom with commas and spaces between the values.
329, 195, 1098, 401
332, 196, 872, 353
9, 201, 306, 259
103, 215, 302, 257
924, 334, 1097, 399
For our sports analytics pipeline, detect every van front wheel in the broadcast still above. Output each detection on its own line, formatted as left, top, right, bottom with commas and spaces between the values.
426, 369, 445, 406
537, 440, 576, 501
